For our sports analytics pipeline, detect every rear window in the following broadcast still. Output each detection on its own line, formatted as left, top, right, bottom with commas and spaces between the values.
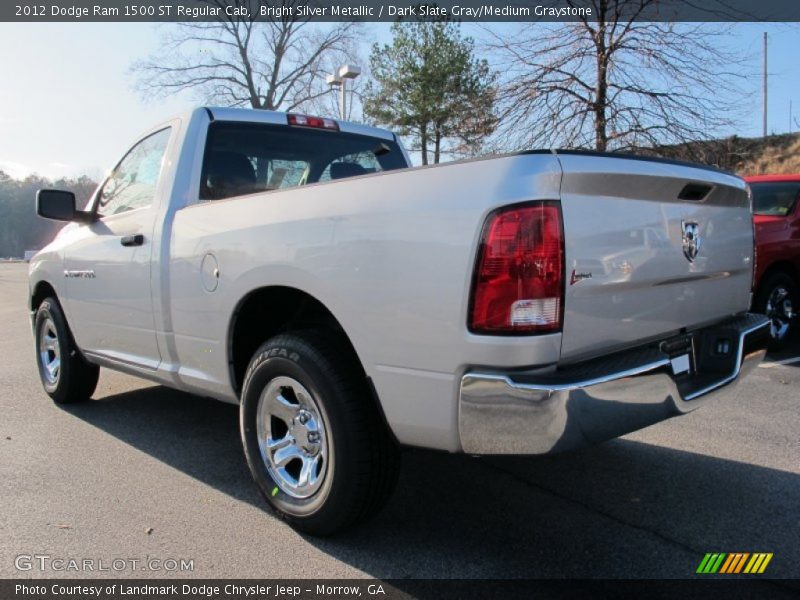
750, 181, 800, 216
200, 122, 406, 201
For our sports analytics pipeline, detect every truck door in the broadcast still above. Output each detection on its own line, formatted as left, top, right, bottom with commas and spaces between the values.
63, 127, 172, 370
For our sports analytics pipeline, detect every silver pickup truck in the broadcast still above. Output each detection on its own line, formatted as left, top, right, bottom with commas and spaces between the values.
30, 107, 769, 534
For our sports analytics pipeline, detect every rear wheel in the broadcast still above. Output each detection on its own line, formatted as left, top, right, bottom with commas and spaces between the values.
754, 272, 799, 348
34, 297, 99, 404
240, 331, 400, 535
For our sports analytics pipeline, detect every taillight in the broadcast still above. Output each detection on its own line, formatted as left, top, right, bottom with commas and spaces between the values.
287, 113, 339, 131
469, 201, 564, 334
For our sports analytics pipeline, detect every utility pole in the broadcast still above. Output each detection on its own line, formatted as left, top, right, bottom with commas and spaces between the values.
763, 32, 768, 138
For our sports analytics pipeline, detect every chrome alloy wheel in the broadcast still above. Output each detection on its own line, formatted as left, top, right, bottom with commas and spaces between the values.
766, 285, 794, 341
256, 376, 328, 499
38, 316, 61, 386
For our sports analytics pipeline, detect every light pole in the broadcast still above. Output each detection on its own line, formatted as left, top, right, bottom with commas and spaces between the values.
327, 65, 361, 120
326, 73, 342, 117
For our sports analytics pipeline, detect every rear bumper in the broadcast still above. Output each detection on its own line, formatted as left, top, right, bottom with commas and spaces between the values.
458, 313, 769, 454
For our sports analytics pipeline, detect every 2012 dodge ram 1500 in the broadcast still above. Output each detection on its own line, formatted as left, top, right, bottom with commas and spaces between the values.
29, 107, 769, 534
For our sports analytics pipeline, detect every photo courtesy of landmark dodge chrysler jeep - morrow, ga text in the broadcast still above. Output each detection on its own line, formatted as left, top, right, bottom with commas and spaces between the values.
29, 107, 769, 535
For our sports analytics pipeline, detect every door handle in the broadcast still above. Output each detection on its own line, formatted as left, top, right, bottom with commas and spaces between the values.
120, 234, 144, 247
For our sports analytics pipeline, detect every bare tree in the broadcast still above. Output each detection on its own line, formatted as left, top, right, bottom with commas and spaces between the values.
485, 1, 749, 153
133, 0, 358, 112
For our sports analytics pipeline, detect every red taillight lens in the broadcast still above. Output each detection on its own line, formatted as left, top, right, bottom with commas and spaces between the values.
287, 113, 339, 131
469, 202, 564, 334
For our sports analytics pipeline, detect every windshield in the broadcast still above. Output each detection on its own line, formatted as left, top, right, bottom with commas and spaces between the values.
750, 181, 800, 216
200, 122, 406, 201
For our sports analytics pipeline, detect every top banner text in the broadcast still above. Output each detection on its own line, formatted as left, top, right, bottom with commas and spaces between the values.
6, 0, 800, 22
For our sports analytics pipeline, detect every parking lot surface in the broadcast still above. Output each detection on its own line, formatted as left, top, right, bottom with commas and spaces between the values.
1, 263, 798, 581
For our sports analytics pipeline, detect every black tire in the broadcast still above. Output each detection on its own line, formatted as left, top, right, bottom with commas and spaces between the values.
34, 297, 99, 404
240, 331, 400, 536
754, 271, 800, 348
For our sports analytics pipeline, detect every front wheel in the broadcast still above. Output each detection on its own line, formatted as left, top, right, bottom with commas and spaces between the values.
754, 272, 799, 348
34, 297, 99, 404
240, 332, 400, 535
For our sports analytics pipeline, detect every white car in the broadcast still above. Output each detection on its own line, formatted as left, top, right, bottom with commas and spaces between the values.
29, 107, 768, 534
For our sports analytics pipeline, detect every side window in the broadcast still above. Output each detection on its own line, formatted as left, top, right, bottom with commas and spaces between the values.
97, 127, 171, 218
752, 183, 800, 216
318, 151, 382, 183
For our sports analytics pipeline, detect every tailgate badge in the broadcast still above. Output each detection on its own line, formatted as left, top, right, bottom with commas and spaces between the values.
681, 220, 702, 262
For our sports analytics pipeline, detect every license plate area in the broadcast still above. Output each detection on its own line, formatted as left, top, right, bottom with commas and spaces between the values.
660, 334, 696, 377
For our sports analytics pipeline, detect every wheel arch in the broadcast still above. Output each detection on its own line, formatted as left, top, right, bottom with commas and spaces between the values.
227, 286, 374, 399
30, 280, 58, 313
226, 285, 396, 441
755, 260, 800, 297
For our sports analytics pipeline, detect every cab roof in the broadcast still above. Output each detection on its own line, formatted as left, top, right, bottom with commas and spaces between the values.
199, 106, 396, 142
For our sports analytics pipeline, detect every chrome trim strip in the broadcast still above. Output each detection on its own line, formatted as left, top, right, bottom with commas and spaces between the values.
467, 358, 671, 394
82, 350, 159, 372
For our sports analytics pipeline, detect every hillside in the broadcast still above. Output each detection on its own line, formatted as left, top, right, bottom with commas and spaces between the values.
647, 132, 800, 176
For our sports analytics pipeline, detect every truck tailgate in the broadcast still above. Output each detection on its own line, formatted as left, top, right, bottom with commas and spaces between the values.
557, 152, 753, 361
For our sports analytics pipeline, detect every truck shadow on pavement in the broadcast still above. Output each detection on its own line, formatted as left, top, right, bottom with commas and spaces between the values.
63, 385, 800, 579
765, 336, 800, 367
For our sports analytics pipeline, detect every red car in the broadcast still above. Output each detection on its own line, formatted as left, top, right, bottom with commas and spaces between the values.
745, 174, 800, 346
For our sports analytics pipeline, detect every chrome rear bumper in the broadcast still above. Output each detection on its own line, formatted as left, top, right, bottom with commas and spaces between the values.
459, 314, 770, 455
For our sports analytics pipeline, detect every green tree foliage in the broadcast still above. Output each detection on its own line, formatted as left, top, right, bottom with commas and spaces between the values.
363, 21, 497, 165
0, 171, 97, 258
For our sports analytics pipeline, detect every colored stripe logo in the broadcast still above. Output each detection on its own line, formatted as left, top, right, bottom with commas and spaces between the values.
697, 552, 773, 574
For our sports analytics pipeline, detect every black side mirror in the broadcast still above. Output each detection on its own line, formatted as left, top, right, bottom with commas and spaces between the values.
36, 189, 92, 222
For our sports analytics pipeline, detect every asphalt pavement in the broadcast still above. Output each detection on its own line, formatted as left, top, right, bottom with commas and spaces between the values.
1, 262, 798, 582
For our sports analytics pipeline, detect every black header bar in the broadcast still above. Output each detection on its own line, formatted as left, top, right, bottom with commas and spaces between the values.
4, 0, 800, 23
3, 579, 800, 600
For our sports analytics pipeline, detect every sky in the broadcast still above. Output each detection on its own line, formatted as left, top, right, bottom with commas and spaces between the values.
0, 21, 798, 179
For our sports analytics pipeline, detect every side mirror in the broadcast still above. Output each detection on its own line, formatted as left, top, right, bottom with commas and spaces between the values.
36, 189, 92, 222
